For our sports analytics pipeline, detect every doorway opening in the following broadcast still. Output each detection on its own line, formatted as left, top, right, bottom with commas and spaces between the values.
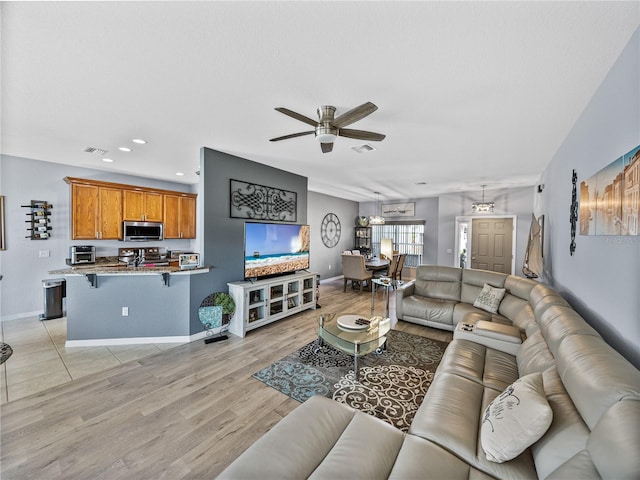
454, 215, 517, 274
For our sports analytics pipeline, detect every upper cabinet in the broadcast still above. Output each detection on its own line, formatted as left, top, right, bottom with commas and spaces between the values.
65, 177, 196, 240
70, 183, 122, 240
123, 190, 163, 222
164, 194, 196, 239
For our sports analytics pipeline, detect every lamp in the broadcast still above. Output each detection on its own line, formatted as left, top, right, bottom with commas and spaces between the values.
472, 185, 495, 213
369, 191, 385, 225
380, 238, 393, 260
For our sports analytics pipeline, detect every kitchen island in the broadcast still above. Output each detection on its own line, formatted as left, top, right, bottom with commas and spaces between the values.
49, 261, 211, 347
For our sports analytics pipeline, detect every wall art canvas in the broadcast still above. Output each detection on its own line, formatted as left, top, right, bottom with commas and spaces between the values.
230, 179, 297, 222
381, 202, 415, 217
579, 144, 639, 236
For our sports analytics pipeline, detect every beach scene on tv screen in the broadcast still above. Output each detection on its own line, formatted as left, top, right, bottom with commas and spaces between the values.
245, 223, 310, 278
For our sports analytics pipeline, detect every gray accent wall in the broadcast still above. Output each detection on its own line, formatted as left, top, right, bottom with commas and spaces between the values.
0, 155, 194, 320
537, 28, 639, 367
193, 147, 308, 334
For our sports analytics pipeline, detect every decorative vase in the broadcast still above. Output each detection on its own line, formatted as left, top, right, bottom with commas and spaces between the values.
355, 216, 369, 227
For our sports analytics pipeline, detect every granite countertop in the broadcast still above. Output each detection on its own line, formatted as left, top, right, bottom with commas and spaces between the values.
49, 256, 209, 275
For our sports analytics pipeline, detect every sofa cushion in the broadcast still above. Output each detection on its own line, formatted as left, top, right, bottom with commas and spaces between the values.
414, 265, 462, 301
537, 305, 600, 357
556, 334, 640, 430
498, 293, 536, 333
517, 330, 556, 376
402, 294, 457, 326
481, 372, 553, 463
218, 396, 405, 479
437, 339, 519, 392
531, 367, 590, 479
409, 372, 538, 479
460, 268, 507, 304
473, 283, 507, 314
389, 434, 496, 480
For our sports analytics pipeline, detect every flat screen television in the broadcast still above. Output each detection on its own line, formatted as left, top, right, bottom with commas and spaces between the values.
244, 222, 310, 279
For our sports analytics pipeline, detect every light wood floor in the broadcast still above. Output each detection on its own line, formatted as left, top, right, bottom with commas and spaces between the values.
0, 277, 452, 479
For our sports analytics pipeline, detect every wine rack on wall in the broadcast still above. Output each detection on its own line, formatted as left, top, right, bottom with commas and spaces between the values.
22, 200, 53, 240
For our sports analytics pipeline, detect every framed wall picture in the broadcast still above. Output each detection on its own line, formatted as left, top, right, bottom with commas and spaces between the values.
0, 196, 5, 250
381, 202, 415, 217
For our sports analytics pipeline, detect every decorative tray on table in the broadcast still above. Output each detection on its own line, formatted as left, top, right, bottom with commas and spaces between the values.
337, 314, 372, 330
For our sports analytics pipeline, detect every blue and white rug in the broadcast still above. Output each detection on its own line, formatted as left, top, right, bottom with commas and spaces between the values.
0, 342, 13, 364
252, 330, 448, 431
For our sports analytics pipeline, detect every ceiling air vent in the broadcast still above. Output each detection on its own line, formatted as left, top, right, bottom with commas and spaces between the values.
352, 144, 375, 154
83, 147, 108, 156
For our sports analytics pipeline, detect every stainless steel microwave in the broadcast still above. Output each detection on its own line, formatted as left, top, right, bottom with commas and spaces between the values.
122, 221, 164, 242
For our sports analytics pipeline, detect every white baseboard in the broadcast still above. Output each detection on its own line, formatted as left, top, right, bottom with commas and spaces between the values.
1, 311, 42, 322
321, 274, 343, 282
65, 330, 209, 348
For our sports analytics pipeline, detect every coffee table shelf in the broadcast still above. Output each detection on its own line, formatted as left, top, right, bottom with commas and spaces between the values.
317, 313, 391, 378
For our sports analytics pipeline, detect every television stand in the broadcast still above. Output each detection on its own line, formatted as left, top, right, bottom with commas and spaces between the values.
227, 271, 317, 338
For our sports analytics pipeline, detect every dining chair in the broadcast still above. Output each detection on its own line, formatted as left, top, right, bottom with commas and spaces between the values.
394, 254, 406, 281
341, 254, 373, 293
375, 254, 399, 279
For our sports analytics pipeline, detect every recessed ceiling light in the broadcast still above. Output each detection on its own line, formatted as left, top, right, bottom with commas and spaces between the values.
118, 147, 132, 152
176, 172, 184, 176
102, 158, 114, 163
132, 139, 147, 144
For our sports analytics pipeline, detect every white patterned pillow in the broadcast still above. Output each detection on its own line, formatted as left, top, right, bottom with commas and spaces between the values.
473, 283, 506, 314
481, 372, 553, 463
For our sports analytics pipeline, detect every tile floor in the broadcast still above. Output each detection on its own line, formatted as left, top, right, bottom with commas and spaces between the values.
0, 316, 184, 404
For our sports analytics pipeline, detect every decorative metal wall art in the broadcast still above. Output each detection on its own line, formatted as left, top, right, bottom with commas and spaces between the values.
570, 170, 578, 256
230, 179, 297, 222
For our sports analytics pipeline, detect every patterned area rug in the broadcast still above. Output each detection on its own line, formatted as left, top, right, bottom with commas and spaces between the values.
253, 330, 448, 431
0, 342, 13, 364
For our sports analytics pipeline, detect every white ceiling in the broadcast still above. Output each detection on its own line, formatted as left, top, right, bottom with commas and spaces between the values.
2, 1, 638, 202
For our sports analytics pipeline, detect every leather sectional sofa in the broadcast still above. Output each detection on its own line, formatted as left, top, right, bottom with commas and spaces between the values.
218, 266, 640, 479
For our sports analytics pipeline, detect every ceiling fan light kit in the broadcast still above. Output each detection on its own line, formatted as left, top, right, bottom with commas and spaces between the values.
270, 101, 385, 153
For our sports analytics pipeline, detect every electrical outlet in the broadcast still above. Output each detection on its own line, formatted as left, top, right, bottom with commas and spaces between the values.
39, 250, 50, 258
122, 307, 129, 316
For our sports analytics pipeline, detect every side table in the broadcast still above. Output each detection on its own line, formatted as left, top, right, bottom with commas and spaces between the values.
371, 278, 402, 317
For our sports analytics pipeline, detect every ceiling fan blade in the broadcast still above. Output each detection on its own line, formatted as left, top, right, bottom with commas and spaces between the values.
320, 142, 333, 153
270, 131, 314, 142
332, 102, 378, 128
275, 107, 318, 127
338, 128, 386, 142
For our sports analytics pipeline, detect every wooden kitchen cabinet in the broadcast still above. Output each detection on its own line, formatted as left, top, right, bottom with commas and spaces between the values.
70, 183, 122, 240
65, 177, 195, 240
164, 194, 196, 239
123, 190, 163, 222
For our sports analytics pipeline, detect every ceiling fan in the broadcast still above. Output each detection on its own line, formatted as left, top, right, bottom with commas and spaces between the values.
269, 101, 386, 153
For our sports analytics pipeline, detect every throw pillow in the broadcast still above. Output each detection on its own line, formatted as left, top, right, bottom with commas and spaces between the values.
481, 372, 553, 463
473, 283, 507, 314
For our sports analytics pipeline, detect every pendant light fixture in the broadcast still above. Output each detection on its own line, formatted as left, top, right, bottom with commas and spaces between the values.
369, 191, 385, 225
472, 185, 495, 213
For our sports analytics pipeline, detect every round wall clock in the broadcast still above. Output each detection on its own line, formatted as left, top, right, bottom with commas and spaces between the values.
321, 213, 341, 248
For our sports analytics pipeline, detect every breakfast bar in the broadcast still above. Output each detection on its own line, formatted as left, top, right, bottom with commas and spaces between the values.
49, 263, 210, 347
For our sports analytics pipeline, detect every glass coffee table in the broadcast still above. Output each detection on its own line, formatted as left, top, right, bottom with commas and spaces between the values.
316, 313, 391, 379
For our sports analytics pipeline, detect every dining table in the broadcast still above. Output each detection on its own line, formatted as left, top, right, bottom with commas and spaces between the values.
365, 257, 390, 272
